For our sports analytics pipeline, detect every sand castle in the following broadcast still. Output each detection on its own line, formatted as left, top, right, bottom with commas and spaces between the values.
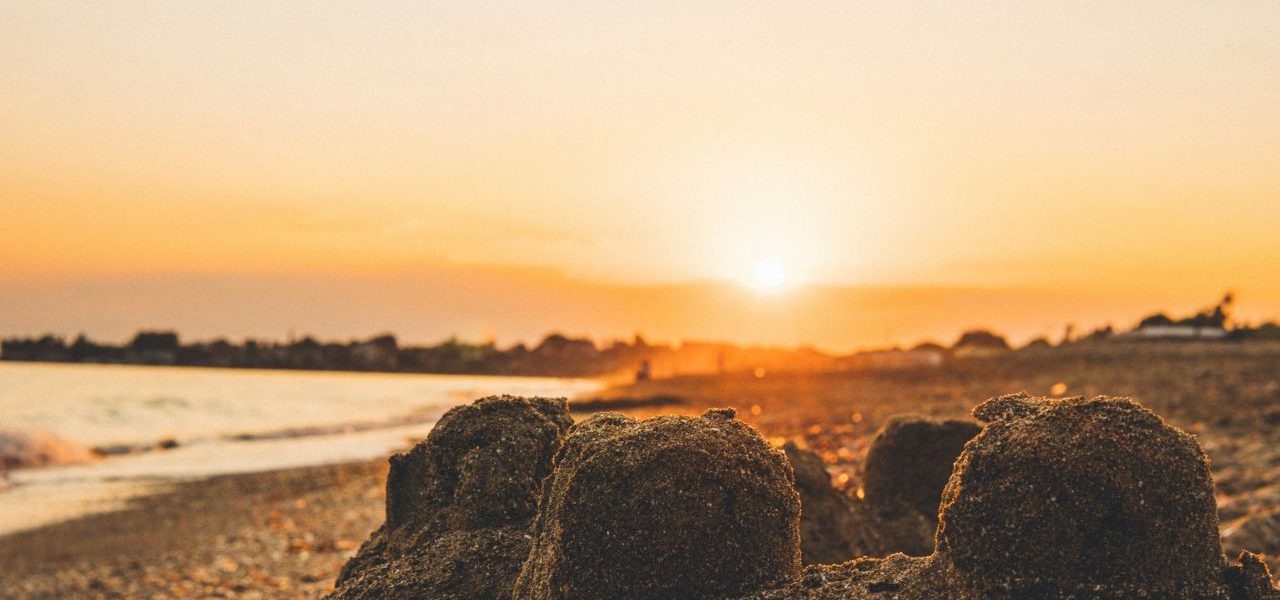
784, 415, 979, 563
330, 395, 572, 599
513, 408, 801, 599
331, 394, 1280, 600
748, 394, 1279, 599
861, 416, 980, 523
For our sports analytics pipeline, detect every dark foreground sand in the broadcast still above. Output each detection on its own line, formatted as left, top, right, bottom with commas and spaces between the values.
0, 460, 389, 598
3, 342, 1280, 597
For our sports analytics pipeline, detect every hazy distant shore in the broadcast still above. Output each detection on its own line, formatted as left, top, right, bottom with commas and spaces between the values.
0, 329, 851, 380
6, 295, 1274, 382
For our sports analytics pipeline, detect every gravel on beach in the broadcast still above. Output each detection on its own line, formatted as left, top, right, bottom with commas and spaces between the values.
0, 459, 389, 599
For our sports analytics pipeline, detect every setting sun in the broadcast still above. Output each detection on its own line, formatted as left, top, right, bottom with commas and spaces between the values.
749, 257, 788, 293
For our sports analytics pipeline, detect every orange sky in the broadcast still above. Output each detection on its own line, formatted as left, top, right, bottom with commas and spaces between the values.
2, 2, 1278, 350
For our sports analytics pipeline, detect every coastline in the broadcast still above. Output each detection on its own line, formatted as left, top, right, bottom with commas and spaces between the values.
0, 401, 683, 598
0, 458, 389, 598
5, 344, 1280, 597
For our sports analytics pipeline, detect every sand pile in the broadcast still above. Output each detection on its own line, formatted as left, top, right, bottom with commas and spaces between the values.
334, 394, 1280, 599
861, 415, 980, 522
940, 394, 1223, 597
513, 408, 801, 599
746, 394, 1280, 599
328, 395, 572, 600
784, 415, 979, 563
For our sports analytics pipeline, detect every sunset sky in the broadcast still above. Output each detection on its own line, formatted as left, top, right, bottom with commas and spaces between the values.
2, 2, 1278, 351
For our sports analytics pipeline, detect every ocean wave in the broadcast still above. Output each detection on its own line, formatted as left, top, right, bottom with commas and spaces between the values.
0, 428, 97, 471
221, 407, 445, 442
1, 405, 451, 473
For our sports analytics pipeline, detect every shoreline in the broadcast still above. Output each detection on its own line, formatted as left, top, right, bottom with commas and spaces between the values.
0, 358, 601, 383
0, 400, 690, 597
0, 421, 437, 538
0, 458, 389, 598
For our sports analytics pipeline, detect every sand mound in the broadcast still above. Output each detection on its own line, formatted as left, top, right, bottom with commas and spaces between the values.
745, 395, 1280, 599
939, 394, 1225, 597
862, 415, 980, 521
745, 554, 951, 600
328, 395, 572, 600
785, 440, 938, 563
0, 428, 95, 471
784, 415, 977, 564
513, 408, 801, 600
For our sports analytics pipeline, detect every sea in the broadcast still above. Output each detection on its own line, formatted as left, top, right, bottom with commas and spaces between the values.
0, 362, 600, 535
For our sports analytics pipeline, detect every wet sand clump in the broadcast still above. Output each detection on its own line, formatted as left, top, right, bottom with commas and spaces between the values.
746, 395, 1280, 599
328, 395, 572, 600
861, 415, 980, 522
513, 408, 801, 600
939, 394, 1225, 597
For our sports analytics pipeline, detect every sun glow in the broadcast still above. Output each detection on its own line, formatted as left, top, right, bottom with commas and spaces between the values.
749, 256, 789, 293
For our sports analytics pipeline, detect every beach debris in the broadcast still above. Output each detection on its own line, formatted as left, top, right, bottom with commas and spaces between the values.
0, 428, 95, 470
328, 395, 573, 600
93, 437, 184, 458
744, 395, 1280, 599
513, 408, 802, 600
92, 443, 145, 457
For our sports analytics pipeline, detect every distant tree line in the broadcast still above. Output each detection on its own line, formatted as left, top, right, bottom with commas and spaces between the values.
1136, 293, 1236, 330
1019, 293, 1280, 348
0, 331, 846, 378
6, 294, 1279, 377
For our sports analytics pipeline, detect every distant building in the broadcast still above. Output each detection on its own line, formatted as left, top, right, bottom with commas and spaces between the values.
126, 330, 180, 365
1122, 324, 1228, 341
1121, 294, 1234, 342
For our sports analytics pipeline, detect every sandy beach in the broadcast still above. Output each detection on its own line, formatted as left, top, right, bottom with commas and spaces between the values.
0, 459, 388, 598
4, 342, 1280, 597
